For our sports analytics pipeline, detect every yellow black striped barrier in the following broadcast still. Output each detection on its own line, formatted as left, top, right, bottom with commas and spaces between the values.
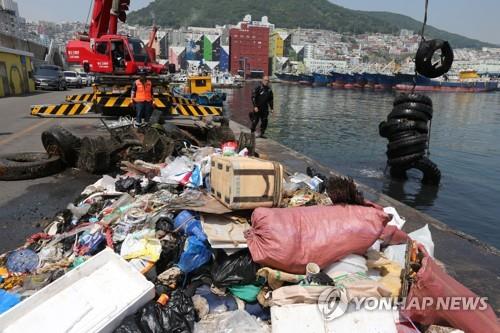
65, 94, 95, 103
31, 103, 92, 116
172, 104, 222, 117
158, 93, 194, 105
94, 96, 196, 109
95, 96, 133, 108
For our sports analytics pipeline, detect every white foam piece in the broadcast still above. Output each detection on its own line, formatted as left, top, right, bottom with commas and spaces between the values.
0, 248, 154, 333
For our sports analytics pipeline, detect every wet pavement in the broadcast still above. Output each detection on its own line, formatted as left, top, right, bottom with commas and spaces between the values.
0, 88, 102, 252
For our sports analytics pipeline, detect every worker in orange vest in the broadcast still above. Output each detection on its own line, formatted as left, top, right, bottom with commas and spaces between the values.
131, 69, 153, 123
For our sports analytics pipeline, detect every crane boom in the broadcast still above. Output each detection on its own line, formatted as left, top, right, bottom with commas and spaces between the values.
89, 0, 112, 39
66, 0, 165, 75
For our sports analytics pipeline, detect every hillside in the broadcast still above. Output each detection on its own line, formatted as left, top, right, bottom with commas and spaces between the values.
128, 0, 493, 48
364, 11, 490, 49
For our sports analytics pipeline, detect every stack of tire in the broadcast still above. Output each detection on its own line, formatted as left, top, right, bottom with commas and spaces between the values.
379, 93, 441, 185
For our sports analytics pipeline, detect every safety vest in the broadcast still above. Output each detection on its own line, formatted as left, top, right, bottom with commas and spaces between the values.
133, 79, 153, 102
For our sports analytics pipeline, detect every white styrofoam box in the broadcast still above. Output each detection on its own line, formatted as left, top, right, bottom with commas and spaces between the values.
0, 248, 155, 333
271, 303, 398, 333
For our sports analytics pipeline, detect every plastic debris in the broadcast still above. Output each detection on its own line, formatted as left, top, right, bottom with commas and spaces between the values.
195, 310, 270, 333
384, 224, 435, 267
174, 210, 207, 242
120, 230, 162, 262
211, 249, 258, 288
0, 122, 494, 333
221, 141, 238, 156
6, 249, 39, 273
228, 284, 262, 302
0, 290, 20, 315
176, 235, 211, 273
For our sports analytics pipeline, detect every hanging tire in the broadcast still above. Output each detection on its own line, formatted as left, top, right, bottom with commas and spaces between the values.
388, 152, 425, 166
394, 93, 433, 107
380, 119, 428, 138
393, 102, 433, 119
388, 129, 429, 143
387, 142, 427, 159
388, 108, 430, 122
0, 152, 65, 181
388, 130, 421, 142
390, 167, 408, 179
388, 134, 428, 151
390, 157, 441, 185
414, 157, 441, 185
77, 136, 110, 174
41, 125, 82, 167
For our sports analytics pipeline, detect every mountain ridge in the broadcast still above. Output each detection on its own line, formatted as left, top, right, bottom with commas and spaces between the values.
128, 0, 494, 48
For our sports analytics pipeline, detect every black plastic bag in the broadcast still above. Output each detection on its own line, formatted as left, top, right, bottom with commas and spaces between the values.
115, 177, 141, 193
155, 214, 175, 233
113, 314, 142, 333
116, 177, 158, 194
130, 290, 196, 333
158, 290, 196, 333
137, 302, 163, 333
211, 249, 258, 288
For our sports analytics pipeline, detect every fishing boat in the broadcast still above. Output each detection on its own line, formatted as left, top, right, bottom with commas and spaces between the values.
343, 73, 356, 89
353, 73, 367, 89
211, 72, 243, 88
394, 71, 498, 93
298, 73, 314, 85
374, 74, 395, 90
274, 72, 301, 84
395, 80, 498, 92
364, 73, 377, 89
312, 72, 334, 86
330, 72, 346, 88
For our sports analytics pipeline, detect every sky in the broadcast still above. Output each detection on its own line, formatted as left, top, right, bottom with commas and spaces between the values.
16, 0, 500, 44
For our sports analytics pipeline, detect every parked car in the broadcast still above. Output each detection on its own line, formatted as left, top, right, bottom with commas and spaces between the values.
79, 72, 91, 86
34, 65, 67, 91
64, 71, 82, 88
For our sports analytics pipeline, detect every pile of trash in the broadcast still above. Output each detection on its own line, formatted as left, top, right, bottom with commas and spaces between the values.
0, 118, 497, 333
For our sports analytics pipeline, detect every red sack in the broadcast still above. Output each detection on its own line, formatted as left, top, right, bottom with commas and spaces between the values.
381, 225, 410, 246
245, 204, 389, 274
403, 248, 499, 333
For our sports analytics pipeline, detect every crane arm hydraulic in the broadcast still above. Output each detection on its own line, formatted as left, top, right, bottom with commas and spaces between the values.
88, 0, 130, 39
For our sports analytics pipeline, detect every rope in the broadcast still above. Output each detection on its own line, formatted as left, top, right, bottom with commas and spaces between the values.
412, 0, 430, 93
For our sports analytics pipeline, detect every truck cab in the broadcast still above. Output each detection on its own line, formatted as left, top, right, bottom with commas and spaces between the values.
66, 36, 164, 75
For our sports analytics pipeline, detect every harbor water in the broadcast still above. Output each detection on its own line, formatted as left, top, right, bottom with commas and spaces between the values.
226, 83, 500, 248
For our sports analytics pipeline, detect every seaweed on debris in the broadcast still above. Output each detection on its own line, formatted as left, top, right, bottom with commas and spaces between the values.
326, 175, 365, 205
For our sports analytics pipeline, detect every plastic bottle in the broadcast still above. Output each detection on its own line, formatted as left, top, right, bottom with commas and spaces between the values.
100, 194, 134, 226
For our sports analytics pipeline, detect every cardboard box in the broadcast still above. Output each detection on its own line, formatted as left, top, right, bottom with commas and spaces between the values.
210, 156, 283, 210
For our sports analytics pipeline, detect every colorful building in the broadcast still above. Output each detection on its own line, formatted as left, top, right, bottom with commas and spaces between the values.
269, 30, 289, 74
219, 46, 229, 72
269, 30, 288, 58
168, 46, 186, 72
0, 46, 35, 97
229, 21, 270, 78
